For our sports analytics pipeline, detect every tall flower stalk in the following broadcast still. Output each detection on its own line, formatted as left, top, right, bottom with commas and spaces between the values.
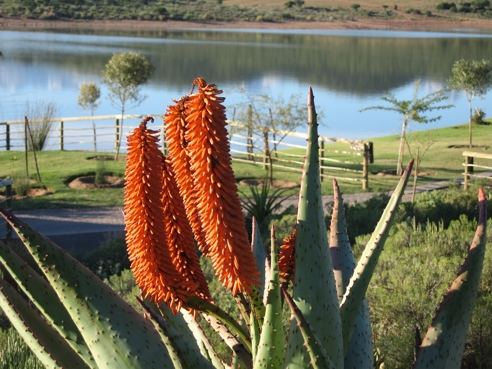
124, 117, 191, 312
184, 77, 259, 296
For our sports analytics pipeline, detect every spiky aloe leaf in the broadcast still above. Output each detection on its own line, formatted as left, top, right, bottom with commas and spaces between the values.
329, 180, 373, 369
283, 288, 336, 369
340, 160, 413, 351
251, 311, 261, 363
0, 278, 90, 369
251, 218, 266, 299
253, 227, 284, 369
0, 208, 174, 369
285, 87, 343, 369
413, 188, 488, 369
139, 299, 216, 369
186, 296, 252, 353
0, 241, 96, 369
181, 310, 226, 369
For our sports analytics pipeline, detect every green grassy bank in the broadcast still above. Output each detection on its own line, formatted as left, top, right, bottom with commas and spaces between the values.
0, 122, 491, 209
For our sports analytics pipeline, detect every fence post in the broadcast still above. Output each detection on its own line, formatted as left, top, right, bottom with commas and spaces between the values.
362, 143, 369, 190
115, 119, 120, 153
368, 141, 374, 164
467, 156, 474, 174
464, 155, 469, 191
60, 121, 64, 151
320, 138, 325, 182
5, 124, 10, 151
247, 104, 254, 161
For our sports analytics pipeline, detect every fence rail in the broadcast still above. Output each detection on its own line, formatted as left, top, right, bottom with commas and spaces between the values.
462, 151, 492, 190
0, 114, 374, 189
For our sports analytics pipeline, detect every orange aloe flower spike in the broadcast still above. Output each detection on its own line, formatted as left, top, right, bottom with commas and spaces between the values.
185, 77, 260, 296
124, 117, 188, 313
279, 227, 297, 287
161, 157, 211, 301
164, 98, 210, 255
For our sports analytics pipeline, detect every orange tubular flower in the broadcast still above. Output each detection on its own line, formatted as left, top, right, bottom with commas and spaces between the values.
161, 157, 211, 301
279, 227, 297, 286
164, 98, 209, 255
124, 118, 188, 313
184, 77, 259, 296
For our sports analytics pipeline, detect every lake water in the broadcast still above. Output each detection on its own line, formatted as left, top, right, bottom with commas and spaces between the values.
1, 28, 492, 140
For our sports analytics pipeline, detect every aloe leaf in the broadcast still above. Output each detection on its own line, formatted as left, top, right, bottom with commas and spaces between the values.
0, 278, 90, 369
340, 160, 413, 351
329, 180, 373, 369
139, 299, 216, 369
414, 188, 488, 369
0, 208, 174, 369
251, 217, 266, 299
250, 311, 261, 363
201, 312, 253, 369
285, 87, 343, 369
181, 310, 227, 369
0, 241, 96, 369
186, 296, 252, 353
253, 227, 284, 369
282, 287, 336, 369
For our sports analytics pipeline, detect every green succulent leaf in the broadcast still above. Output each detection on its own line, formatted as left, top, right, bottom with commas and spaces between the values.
0, 241, 96, 369
414, 189, 488, 369
285, 87, 343, 369
329, 180, 373, 369
139, 299, 216, 369
181, 310, 227, 369
0, 278, 90, 369
253, 227, 284, 369
0, 208, 174, 369
282, 287, 336, 369
340, 160, 413, 351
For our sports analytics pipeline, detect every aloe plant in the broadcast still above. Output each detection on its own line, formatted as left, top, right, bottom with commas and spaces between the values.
0, 80, 487, 369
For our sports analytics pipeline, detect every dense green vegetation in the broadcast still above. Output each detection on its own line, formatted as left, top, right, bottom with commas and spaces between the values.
2, 186, 490, 369
0, 0, 385, 22
1, 0, 491, 22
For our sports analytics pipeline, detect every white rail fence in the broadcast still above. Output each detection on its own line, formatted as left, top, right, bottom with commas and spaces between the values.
0, 115, 374, 189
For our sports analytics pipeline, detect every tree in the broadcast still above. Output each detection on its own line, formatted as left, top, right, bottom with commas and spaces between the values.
103, 52, 154, 159
78, 82, 101, 152
449, 58, 492, 148
362, 82, 451, 175
232, 94, 307, 183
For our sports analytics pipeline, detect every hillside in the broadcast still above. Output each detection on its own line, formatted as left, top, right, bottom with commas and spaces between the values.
1, 0, 492, 23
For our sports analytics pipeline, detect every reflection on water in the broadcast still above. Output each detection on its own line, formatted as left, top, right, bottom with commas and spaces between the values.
1, 29, 492, 138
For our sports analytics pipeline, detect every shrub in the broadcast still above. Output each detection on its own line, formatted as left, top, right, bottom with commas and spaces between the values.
24, 102, 56, 152
357, 217, 492, 369
472, 108, 489, 125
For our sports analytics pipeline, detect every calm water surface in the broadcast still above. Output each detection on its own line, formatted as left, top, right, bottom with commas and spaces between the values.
1, 28, 492, 139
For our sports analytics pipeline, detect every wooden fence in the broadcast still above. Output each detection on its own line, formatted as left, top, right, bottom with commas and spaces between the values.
463, 151, 492, 190
0, 114, 374, 189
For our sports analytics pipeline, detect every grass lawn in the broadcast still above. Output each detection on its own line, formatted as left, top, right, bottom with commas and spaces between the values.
0, 122, 491, 209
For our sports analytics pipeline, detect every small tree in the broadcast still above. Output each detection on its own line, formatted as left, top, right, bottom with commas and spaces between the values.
449, 59, 492, 148
362, 83, 451, 175
233, 94, 307, 183
103, 52, 154, 159
78, 82, 101, 152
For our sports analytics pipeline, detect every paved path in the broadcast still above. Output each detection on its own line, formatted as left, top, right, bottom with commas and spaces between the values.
0, 175, 485, 253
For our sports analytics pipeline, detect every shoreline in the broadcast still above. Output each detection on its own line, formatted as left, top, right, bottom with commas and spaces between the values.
2, 17, 492, 33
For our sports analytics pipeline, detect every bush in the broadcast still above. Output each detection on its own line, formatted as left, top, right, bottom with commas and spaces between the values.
471, 108, 489, 125
356, 217, 492, 369
82, 237, 129, 279
437, 1, 455, 10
